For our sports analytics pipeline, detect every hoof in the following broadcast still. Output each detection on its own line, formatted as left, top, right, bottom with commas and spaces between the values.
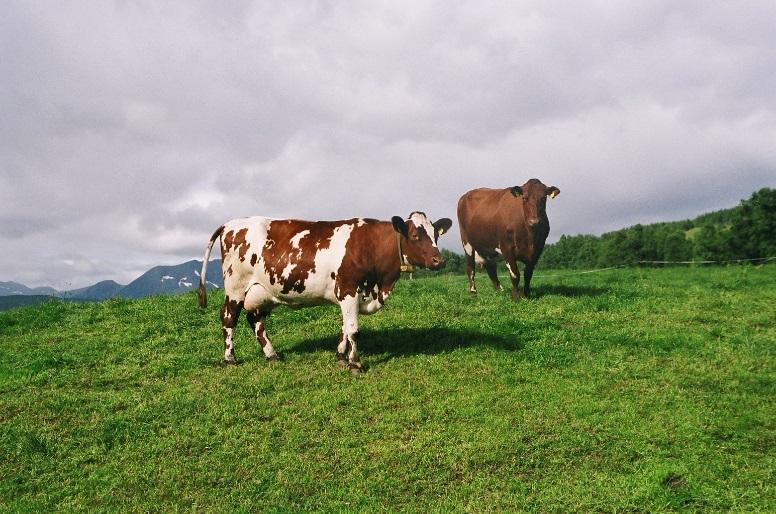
223, 358, 238, 366
468, 289, 477, 296
266, 353, 280, 362
336, 354, 348, 368
348, 362, 365, 375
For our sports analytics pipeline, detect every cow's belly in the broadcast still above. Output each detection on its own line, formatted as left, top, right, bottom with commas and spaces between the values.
243, 268, 338, 311
472, 245, 502, 264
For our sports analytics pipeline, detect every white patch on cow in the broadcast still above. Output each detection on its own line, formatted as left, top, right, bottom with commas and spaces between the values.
221, 217, 273, 302
495, 248, 503, 255
303, 222, 354, 301
506, 261, 518, 279
357, 218, 366, 227
474, 252, 486, 265
280, 261, 296, 282
360, 289, 389, 314
224, 327, 235, 362
337, 333, 348, 355
409, 212, 438, 247
339, 295, 360, 362
289, 230, 310, 249
463, 242, 473, 256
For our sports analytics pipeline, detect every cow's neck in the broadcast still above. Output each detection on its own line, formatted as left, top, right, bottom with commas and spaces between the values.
372, 222, 403, 284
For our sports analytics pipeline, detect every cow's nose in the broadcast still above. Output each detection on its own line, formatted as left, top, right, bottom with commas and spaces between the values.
431, 255, 445, 269
528, 218, 540, 227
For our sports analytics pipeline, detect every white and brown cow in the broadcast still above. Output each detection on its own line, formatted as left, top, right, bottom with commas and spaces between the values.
198, 212, 452, 373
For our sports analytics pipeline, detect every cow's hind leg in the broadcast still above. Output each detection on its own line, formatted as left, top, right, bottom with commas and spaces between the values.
484, 259, 503, 291
338, 295, 363, 374
221, 296, 243, 363
246, 310, 279, 361
464, 250, 477, 294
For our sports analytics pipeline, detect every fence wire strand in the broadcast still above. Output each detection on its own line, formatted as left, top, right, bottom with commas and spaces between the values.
529, 256, 775, 279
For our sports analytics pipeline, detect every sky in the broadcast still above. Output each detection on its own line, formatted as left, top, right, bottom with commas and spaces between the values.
2, 1, 775, 289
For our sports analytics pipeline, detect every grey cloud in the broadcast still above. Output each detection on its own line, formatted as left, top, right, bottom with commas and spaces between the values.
1, 1, 775, 287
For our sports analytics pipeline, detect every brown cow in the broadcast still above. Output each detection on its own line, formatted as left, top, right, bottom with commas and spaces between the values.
457, 179, 560, 300
198, 212, 452, 373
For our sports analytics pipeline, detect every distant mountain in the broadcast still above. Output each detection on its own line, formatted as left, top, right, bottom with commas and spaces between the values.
0, 281, 59, 296
119, 260, 222, 299
62, 280, 124, 300
0, 260, 223, 307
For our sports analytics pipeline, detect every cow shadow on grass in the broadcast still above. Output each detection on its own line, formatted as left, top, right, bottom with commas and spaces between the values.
530, 283, 609, 298
287, 327, 523, 367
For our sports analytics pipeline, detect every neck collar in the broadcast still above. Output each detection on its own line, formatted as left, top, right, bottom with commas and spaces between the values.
395, 232, 414, 273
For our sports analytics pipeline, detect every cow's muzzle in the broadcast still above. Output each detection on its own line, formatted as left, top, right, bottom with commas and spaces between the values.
429, 255, 446, 270
528, 218, 540, 227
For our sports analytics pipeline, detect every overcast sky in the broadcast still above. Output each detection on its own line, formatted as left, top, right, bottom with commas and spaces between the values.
2, 1, 775, 288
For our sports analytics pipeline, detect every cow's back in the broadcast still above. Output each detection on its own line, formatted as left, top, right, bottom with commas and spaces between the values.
458, 188, 516, 251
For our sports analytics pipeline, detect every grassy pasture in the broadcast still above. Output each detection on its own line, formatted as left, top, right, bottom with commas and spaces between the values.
1, 266, 774, 512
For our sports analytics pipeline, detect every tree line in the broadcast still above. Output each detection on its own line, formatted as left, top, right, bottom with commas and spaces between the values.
421, 188, 775, 275
541, 188, 775, 268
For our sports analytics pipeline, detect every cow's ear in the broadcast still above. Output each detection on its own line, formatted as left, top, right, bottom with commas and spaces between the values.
434, 218, 453, 236
547, 186, 560, 199
392, 216, 408, 237
510, 186, 523, 197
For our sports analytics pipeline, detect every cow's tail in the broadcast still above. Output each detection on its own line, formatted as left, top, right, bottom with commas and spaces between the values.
198, 225, 224, 309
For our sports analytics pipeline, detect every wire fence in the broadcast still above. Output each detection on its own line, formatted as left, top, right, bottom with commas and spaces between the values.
529, 256, 776, 279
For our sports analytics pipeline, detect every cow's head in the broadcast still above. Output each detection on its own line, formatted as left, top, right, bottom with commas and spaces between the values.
510, 178, 560, 228
392, 212, 453, 271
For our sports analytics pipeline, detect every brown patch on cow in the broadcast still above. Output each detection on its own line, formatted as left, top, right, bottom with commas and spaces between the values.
222, 230, 235, 250
335, 220, 401, 302
250, 253, 258, 266
261, 220, 340, 294
226, 264, 233, 277
222, 228, 250, 261
231, 228, 249, 261
220, 295, 243, 331
220, 229, 234, 260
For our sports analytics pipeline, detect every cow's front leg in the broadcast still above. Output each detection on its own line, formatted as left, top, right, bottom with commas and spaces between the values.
338, 295, 363, 374
484, 259, 503, 291
220, 296, 243, 363
246, 310, 278, 361
335, 331, 350, 369
502, 249, 522, 301
523, 262, 535, 298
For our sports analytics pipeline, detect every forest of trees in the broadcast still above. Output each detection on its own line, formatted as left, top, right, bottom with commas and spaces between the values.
541, 187, 775, 268
424, 187, 775, 275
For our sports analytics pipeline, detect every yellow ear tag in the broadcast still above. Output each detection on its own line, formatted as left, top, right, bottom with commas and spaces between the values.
550, 190, 558, 199
438, 228, 445, 235
400, 264, 415, 273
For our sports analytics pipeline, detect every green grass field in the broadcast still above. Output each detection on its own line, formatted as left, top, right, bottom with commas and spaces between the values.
1, 266, 774, 512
